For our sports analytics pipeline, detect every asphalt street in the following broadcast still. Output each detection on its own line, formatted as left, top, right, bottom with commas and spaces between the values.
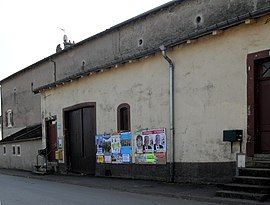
0, 173, 219, 205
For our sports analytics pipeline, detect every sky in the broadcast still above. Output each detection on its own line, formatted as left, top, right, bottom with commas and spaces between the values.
0, 0, 170, 80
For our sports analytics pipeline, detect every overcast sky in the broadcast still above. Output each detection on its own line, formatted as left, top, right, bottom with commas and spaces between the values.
0, 0, 170, 80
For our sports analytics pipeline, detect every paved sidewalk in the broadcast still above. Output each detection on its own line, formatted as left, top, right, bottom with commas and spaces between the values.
0, 168, 269, 205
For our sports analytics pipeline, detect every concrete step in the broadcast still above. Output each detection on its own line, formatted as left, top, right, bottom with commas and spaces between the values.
254, 154, 270, 160
234, 176, 270, 186
246, 161, 270, 168
220, 183, 270, 194
239, 168, 270, 178
252, 157, 270, 162
215, 190, 269, 202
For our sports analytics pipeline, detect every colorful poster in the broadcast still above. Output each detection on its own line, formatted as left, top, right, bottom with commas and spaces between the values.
135, 153, 145, 164
142, 129, 166, 153
135, 128, 167, 165
96, 129, 166, 165
96, 135, 111, 164
111, 134, 121, 154
122, 154, 130, 163
155, 152, 166, 164
153, 132, 166, 153
145, 153, 155, 164
96, 133, 131, 164
120, 132, 132, 163
111, 153, 122, 164
96, 155, 104, 163
103, 136, 112, 155
96, 135, 112, 155
96, 135, 105, 155
142, 134, 154, 153
104, 155, 112, 163
134, 134, 144, 154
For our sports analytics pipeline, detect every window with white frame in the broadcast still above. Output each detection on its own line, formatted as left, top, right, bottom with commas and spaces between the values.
17, 145, 21, 156
6, 109, 13, 128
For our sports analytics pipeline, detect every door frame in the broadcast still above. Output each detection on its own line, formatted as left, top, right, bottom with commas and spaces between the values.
63, 102, 96, 172
247, 49, 270, 156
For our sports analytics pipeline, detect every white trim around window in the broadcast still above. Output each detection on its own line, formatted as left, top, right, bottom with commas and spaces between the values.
7, 109, 13, 128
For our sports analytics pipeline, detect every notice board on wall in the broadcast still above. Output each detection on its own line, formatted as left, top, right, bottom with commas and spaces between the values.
96, 132, 132, 164
134, 128, 167, 165
95, 128, 167, 165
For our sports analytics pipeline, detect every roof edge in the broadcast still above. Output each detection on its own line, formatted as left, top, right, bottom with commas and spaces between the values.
0, 137, 42, 145
33, 6, 270, 94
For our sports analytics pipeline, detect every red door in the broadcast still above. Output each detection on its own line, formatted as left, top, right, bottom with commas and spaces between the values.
257, 61, 270, 153
46, 120, 57, 161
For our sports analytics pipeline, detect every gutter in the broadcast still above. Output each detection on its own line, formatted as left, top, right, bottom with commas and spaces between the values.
0, 137, 42, 145
33, 6, 270, 94
160, 45, 175, 183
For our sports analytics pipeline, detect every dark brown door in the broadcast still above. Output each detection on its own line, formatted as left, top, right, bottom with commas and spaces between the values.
46, 120, 57, 161
68, 106, 96, 174
257, 60, 270, 153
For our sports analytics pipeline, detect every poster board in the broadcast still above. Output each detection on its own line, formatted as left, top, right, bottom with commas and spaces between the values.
96, 134, 111, 164
95, 129, 166, 165
134, 128, 167, 164
95, 132, 132, 164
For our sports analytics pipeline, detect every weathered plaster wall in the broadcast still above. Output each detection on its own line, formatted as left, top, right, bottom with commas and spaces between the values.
171, 14, 270, 163
41, 55, 170, 164
41, 15, 270, 165
1, 62, 55, 137
0, 140, 42, 171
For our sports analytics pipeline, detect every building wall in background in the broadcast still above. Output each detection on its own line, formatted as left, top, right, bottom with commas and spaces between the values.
0, 140, 42, 171
1, 62, 55, 138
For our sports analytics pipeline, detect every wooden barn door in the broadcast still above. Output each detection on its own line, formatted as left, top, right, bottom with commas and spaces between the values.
67, 104, 96, 174
247, 50, 270, 156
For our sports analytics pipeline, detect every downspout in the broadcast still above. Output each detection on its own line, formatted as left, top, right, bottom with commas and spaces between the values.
160, 45, 175, 183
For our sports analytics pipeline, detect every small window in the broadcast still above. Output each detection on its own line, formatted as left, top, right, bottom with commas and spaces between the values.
3, 146, 6, 155
260, 62, 270, 78
12, 145, 16, 155
6, 109, 13, 128
17, 146, 21, 156
117, 103, 131, 132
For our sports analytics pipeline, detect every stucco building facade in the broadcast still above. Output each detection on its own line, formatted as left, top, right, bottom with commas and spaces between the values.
1, 0, 270, 188
2, 0, 269, 139
35, 6, 270, 183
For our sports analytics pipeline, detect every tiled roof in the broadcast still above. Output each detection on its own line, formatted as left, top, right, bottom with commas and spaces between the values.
0, 124, 42, 144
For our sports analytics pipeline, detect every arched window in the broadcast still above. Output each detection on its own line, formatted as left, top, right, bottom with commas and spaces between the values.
117, 103, 131, 132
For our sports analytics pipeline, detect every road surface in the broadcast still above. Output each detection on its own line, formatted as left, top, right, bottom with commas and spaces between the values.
0, 174, 218, 205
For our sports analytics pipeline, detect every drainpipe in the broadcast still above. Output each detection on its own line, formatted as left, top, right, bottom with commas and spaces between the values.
160, 45, 175, 183
50, 59, 57, 82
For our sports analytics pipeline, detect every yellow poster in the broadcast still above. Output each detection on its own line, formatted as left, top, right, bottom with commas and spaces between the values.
96, 155, 104, 163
